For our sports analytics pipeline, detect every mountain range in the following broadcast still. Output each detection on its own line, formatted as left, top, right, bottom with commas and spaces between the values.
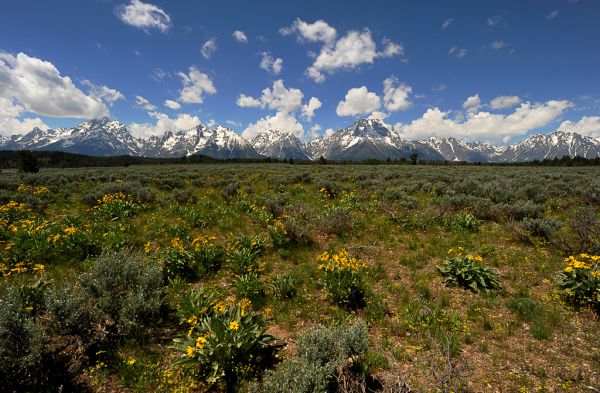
1, 117, 599, 163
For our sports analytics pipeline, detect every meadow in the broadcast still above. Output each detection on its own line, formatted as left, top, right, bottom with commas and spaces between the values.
1, 163, 598, 392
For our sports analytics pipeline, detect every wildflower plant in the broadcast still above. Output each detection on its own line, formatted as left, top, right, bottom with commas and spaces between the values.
174, 297, 280, 391
556, 254, 600, 312
89, 192, 140, 220
437, 249, 501, 292
317, 249, 367, 309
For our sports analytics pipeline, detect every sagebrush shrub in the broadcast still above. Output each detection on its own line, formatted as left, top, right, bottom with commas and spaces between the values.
80, 251, 164, 336
252, 320, 369, 393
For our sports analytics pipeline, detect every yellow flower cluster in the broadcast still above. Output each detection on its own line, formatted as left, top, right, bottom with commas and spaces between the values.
0, 201, 30, 213
563, 254, 600, 273
249, 203, 266, 212
96, 192, 127, 205
144, 240, 160, 254
319, 187, 333, 199
0, 262, 45, 277
171, 237, 185, 252
18, 184, 50, 195
8, 219, 48, 233
269, 218, 288, 235
466, 254, 484, 262
447, 247, 465, 256
191, 235, 217, 251
317, 249, 366, 273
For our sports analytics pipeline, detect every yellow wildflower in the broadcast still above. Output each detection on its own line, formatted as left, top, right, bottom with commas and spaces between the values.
186, 346, 195, 357
229, 321, 239, 331
195, 336, 207, 349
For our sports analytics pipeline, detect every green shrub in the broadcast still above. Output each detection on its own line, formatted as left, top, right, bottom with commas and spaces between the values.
521, 217, 563, 241
0, 285, 45, 389
437, 252, 501, 292
226, 245, 261, 275
172, 188, 196, 204
268, 215, 312, 249
444, 212, 480, 232
319, 206, 354, 236
79, 251, 164, 336
235, 273, 267, 306
271, 273, 298, 299
253, 320, 369, 393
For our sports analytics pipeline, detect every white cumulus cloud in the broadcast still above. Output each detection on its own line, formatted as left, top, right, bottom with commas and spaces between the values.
280, 19, 337, 44
301, 97, 322, 121
463, 94, 481, 113
232, 30, 248, 43
129, 112, 201, 138
164, 99, 181, 110
201, 38, 217, 59
259, 52, 283, 75
0, 52, 108, 119
395, 100, 573, 144
281, 19, 403, 83
237, 80, 303, 113
243, 111, 304, 140
236, 94, 262, 108
558, 116, 600, 137
336, 86, 381, 116
0, 98, 48, 136
490, 95, 521, 109
238, 80, 321, 139
177, 66, 216, 104
490, 40, 508, 50
81, 80, 125, 106
383, 76, 412, 112
135, 95, 157, 111
115, 0, 172, 33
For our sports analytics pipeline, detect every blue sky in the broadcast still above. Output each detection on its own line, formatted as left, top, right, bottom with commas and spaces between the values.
1, 0, 599, 143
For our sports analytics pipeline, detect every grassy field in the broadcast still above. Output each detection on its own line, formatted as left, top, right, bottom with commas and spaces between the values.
1, 164, 599, 392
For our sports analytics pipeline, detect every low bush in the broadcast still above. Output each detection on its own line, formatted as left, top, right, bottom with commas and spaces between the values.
271, 273, 298, 299
234, 273, 267, 306
437, 250, 501, 292
252, 320, 369, 393
444, 212, 480, 232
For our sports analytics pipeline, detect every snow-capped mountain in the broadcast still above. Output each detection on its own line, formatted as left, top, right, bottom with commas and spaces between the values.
1, 117, 599, 162
142, 124, 261, 159
306, 118, 444, 160
495, 131, 600, 162
418, 137, 505, 162
251, 129, 311, 160
1, 118, 143, 156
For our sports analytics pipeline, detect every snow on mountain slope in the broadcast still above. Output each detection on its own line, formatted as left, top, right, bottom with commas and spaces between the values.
3, 117, 599, 162
251, 129, 311, 160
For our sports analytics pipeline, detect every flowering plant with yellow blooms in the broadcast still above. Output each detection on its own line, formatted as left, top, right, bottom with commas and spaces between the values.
317, 249, 367, 309
556, 254, 600, 312
174, 294, 280, 391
